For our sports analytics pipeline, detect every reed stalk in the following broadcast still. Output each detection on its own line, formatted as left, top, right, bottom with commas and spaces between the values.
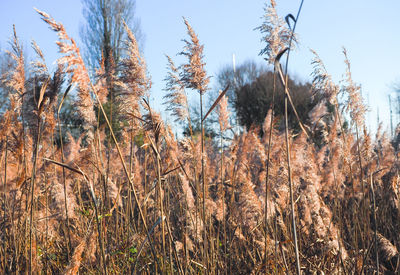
29, 115, 42, 275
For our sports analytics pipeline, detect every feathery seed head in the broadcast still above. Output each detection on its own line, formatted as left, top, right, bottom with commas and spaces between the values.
342, 48, 366, 127
257, 0, 294, 64
179, 17, 210, 94
36, 8, 96, 132
310, 49, 339, 104
118, 22, 150, 118
163, 55, 189, 122
4, 25, 25, 114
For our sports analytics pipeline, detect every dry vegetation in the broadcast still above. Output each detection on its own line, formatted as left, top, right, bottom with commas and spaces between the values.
1, 1, 400, 274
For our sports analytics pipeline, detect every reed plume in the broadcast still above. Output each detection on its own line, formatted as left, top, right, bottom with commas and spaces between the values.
4, 25, 25, 115
163, 55, 190, 124
36, 9, 96, 138
257, 0, 294, 64
179, 17, 210, 94
118, 22, 150, 122
311, 49, 340, 105
342, 48, 367, 128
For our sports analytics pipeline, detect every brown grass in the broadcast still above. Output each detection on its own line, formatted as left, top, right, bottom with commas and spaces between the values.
1, 1, 399, 274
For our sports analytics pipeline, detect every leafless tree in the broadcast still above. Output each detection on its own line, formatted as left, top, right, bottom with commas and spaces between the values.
80, 0, 144, 73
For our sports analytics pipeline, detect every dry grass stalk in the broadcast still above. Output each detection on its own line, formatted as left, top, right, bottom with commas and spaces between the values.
179, 17, 210, 270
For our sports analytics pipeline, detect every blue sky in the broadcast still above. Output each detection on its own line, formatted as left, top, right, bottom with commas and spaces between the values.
1, 0, 399, 132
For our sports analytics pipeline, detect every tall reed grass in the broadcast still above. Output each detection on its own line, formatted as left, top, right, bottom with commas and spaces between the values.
0, 1, 399, 274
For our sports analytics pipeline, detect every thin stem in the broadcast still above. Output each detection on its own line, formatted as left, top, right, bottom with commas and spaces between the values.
355, 125, 364, 192
264, 63, 277, 272
220, 131, 227, 272
3, 137, 8, 272
283, 0, 304, 76
281, 1, 305, 274
44, 172, 48, 275
29, 117, 42, 275
129, 119, 134, 177
156, 152, 166, 271
370, 173, 378, 274
57, 107, 71, 261
200, 91, 207, 272
284, 95, 301, 275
